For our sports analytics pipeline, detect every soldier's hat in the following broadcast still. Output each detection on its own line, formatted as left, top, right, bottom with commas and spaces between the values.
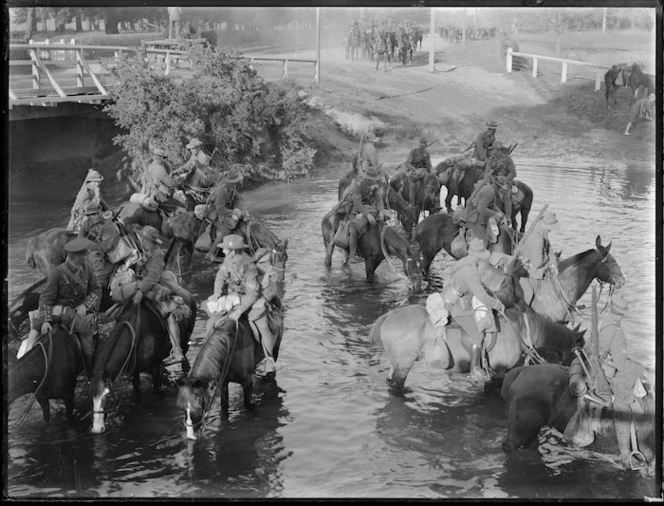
486, 120, 498, 129
64, 238, 93, 253
419, 136, 428, 145
363, 166, 382, 180
224, 168, 243, 184
492, 175, 509, 190
153, 147, 166, 157
540, 211, 560, 230
609, 292, 629, 315
186, 138, 203, 149
84, 202, 102, 215
467, 237, 490, 260
84, 169, 104, 183
141, 225, 163, 245
217, 234, 248, 250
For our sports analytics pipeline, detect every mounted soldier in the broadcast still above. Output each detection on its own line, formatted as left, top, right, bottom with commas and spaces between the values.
473, 120, 498, 162
403, 137, 433, 207
517, 211, 560, 305
204, 168, 247, 261
136, 147, 185, 219
67, 169, 110, 234
206, 234, 279, 377
18, 238, 100, 377
440, 237, 505, 380
346, 166, 386, 262
461, 175, 509, 247
78, 201, 121, 288
485, 141, 517, 225
171, 137, 216, 207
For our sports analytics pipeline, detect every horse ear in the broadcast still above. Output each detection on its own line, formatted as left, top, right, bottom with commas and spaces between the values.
595, 236, 602, 249
604, 241, 612, 254
283, 239, 289, 248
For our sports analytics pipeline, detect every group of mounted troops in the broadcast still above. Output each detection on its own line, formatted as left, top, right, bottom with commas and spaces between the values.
343, 17, 424, 69
323, 118, 653, 468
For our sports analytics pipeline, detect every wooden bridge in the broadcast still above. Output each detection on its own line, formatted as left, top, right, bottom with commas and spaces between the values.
8, 40, 319, 115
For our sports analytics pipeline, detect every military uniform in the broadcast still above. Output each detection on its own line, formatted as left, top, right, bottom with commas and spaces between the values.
404, 143, 433, 205
66, 170, 109, 234
486, 150, 517, 223
519, 225, 552, 279
79, 215, 120, 287
213, 252, 260, 316
464, 183, 504, 246
144, 158, 177, 203
473, 129, 495, 161
207, 177, 244, 256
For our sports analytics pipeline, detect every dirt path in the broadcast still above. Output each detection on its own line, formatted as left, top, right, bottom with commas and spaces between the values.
297, 42, 655, 172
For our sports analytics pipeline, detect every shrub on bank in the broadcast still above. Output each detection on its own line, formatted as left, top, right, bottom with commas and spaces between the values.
104, 46, 316, 184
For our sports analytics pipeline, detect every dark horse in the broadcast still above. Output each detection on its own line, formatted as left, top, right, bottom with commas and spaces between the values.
338, 169, 418, 240
177, 307, 284, 440
89, 297, 196, 434
435, 162, 484, 213
321, 209, 423, 293
604, 64, 627, 108
8, 325, 87, 423
182, 21, 218, 50
370, 305, 585, 392
500, 364, 656, 475
390, 169, 441, 218
413, 212, 516, 279
25, 228, 76, 277
625, 64, 654, 102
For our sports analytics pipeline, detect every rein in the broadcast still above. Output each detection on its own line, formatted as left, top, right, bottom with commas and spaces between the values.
501, 311, 546, 366
12, 332, 53, 432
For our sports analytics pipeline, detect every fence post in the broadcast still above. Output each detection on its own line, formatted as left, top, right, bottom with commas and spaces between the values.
314, 61, 319, 86
165, 51, 171, 75
31, 50, 40, 89
595, 67, 602, 92
532, 58, 538, 78
283, 59, 288, 80
506, 47, 513, 73
69, 38, 76, 60
42, 38, 50, 60
59, 38, 65, 60
77, 47, 85, 87
561, 61, 568, 84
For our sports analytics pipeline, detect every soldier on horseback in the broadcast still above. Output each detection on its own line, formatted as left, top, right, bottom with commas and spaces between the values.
132, 226, 190, 366
18, 238, 100, 377
473, 120, 498, 161
461, 175, 509, 247
138, 147, 184, 219
171, 138, 212, 179
78, 202, 121, 288
67, 168, 110, 234
403, 137, 433, 207
204, 168, 247, 261
441, 237, 505, 380
485, 141, 517, 225
208, 234, 278, 377
347, 166, 386, 262
517, 211, 560, 305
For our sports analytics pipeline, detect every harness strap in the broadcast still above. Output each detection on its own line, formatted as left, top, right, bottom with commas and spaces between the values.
629, 418, 647, 470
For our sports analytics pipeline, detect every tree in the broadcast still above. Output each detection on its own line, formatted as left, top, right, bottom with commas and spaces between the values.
23, 7, 37, 42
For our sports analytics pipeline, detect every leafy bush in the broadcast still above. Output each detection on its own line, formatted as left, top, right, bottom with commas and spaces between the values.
104, 46, 316, 183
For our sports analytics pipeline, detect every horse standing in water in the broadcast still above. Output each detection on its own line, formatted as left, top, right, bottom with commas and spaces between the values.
390, 170, 441, 219
89, 297, 196, 434
8, 325, 87, 423
370, 303, 585, 392
321, 209, 423, 293
521, 236, 625, 323
413, 212, 516, 279
177, 307, 284, 440
500, 364, 656, 476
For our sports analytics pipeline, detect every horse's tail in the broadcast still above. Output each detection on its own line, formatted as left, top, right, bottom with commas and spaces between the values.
25, 236, 38, 270
369, 313, 389, 347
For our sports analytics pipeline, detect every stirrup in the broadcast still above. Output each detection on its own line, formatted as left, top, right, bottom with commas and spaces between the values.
630, 451, 648, 471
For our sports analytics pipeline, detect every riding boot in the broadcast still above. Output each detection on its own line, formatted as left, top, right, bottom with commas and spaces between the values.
17, 329, 40, 359
469, 343, 487, 381
347, 224, 359, 262
254, 317, 277, 377
164, 314, 185, 366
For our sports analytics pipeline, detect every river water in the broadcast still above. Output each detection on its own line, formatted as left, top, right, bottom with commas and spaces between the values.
6, 154, 658, 499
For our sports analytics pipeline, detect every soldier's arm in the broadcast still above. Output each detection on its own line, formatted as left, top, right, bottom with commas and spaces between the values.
138, 252, 165, 293
213, 263, 229, 296
424, 152, 433, 171
39, 270, 61, 320
100, 221, 120, 253
466, 266, 504, 310
475, 132, 487, 160
476, 191, 502, 220
235, 263, 260, 314
404, 150, 416, 171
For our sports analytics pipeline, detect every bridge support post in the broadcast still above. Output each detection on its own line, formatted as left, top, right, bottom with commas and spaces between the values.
31, 51, 40, 89
77, 48, 85, 87
561, 61, 568, 84
532, 58, 538, 78
506, 47, 512, 73
282, 59, 288, 80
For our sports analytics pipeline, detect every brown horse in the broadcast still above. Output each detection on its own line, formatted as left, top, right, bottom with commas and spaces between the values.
321, 209, 423, 292
370, 303, 584, 392
177, 303, 284, 440
25, 228, 75, 277
390, 169, 441, 218
501, 364, 655, 475
520, 236, 625, 323
435, 161, 484, 213
413, 212, 516, 279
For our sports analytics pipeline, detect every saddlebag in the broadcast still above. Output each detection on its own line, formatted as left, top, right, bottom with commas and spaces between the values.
333, 220, 351, 249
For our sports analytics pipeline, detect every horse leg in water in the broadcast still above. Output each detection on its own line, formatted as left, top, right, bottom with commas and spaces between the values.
132, 371, 142, 402
241, 375, 254, 410
35, 391, 52, 424
220, 381, 230, 413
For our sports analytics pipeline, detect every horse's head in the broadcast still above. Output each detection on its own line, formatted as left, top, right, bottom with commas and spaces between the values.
478, 259, 519, 308
422, 173, 441, 213
405, 241, 423, 293
593, 236, 625, 289
270, 239, 289, 285
176, 377, 215, 440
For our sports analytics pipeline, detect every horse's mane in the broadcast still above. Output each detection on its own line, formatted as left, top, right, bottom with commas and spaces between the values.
516, 309, 584, 351
242, 219, 280, 250
558, 249, 595, 271
188, 319, 238, 383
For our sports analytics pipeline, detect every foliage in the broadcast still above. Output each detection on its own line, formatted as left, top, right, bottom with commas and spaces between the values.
104, 47, 316, 183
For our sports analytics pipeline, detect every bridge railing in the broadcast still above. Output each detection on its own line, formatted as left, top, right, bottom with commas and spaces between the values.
506, 47, 654, 93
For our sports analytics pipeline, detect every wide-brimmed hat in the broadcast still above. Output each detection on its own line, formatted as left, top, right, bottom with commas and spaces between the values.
224, 169, 243, 184
365, 131, 379, 143
363, 166, 382, 180
467, 237, 490, 260
186, 138, 203, 149
217, 234, 248, 250
540, 211, 560, 230
141, 225, 163, 245
419, 136, 428, 145
487, 120, 498, 129
492, 175, 509, 190
65, 238, 93, 253
84, 169, 104, 183
610, 292, 629, 314
153, 147, 166, 157
84, 202, 101, 215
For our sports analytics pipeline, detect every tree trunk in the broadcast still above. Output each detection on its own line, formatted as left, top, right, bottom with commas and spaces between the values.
602, 8, 607, 33
75, 13, 83, 32
104, 10, 120, 34
555, 31, 563, 56
24, 7, 36, 42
